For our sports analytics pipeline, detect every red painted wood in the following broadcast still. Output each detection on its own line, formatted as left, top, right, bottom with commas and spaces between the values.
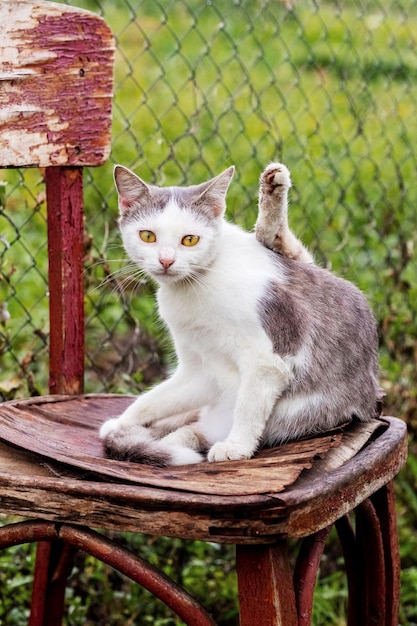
1, 5, 113, 625
0, 1, 114, 167
29, 541, 75, 626
28, 542, 50, 626
335, 515, 359, 626
0, 521, 217, 626
28, 166, 86, 626
46, 166, 84, 395
236, 541, 298, 626
356, 499, 386, 625
371, 483, 401, 626
293, 526, 331, 626
59, 525, 217, 626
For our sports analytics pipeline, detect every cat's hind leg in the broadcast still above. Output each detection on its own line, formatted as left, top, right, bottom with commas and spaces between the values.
255, 162, 314, 264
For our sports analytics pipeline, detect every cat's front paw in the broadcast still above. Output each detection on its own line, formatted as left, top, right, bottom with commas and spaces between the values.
207, 440, 254, 462
260, 162, 291, 194
99, 417, 122, 439
99, 405, 148, 439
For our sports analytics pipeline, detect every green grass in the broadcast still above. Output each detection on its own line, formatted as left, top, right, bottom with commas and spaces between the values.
1, 0, 417, 623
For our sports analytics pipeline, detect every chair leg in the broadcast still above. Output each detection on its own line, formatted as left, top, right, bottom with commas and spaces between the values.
40, 163, 84, 626
337, 485, 401, 626
371, 482, 401, 626
236, 540, 298, 626
29, 541, 76, 626
28, 543, 50, 626
293, 526, 331, 626
356, 498, 387, 625
45, 165, 84, 395
335, 514, 359, 626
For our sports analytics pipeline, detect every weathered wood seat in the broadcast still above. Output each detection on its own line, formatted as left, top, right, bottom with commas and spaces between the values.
0, 395, 408, 624
0, 2, 408, 625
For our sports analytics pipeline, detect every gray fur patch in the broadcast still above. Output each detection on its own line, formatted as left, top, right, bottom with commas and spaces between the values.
258, 255, 381, 433
119, 184, 217, 226
119, 187, 173, 225
103, 427, 172, 467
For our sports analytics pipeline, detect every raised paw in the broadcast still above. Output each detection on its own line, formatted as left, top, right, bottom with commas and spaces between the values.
260, 162, 291, 194
207, 440, 254, 462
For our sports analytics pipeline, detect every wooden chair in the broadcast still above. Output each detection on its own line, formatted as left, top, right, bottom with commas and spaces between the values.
0, 3, 407, 625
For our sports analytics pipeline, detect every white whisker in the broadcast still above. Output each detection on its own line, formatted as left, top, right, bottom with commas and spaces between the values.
87, 256, 151, 302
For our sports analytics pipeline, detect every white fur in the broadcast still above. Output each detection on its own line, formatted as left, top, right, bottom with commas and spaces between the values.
101, 202, 294, 462
121, 200, 222, 285
101, 164, 378, 465
170, 447, 204, 465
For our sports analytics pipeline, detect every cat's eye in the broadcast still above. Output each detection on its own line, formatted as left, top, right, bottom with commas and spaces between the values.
139, 230, 156, 243
181, 235, 200, 247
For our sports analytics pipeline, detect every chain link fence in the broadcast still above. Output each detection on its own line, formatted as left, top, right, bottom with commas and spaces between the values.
1, 0, 416, 429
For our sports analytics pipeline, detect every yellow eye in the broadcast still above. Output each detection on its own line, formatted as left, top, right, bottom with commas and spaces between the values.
181, 235, 200, 247
139, 230, 156, 243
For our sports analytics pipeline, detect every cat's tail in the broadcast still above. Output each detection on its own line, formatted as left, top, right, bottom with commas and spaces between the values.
102, 422, 206, 467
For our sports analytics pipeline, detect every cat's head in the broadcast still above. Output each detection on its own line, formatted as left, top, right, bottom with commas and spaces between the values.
114, 165, 234, 285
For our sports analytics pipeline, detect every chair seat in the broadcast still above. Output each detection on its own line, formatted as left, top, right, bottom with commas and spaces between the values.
0, 394, 407, 544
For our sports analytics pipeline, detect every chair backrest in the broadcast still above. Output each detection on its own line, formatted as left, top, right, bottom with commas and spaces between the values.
0, 0, 115, 394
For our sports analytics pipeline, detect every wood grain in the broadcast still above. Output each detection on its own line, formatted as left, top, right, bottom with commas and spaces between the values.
0, 394, 343, 496
0, 1, 114, 167
0, 395, 408, 543
237, 541, 298, 625
46, 167, 84, 394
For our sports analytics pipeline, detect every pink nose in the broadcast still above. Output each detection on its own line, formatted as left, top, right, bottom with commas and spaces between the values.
159, 257, 175, 270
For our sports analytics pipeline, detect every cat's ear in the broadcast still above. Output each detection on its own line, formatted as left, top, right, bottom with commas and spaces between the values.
114, 165, 151, 214
194, 166, 235, 218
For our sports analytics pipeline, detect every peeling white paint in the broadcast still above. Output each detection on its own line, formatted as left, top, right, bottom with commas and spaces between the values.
0, 107, 69, 131
0, 106, 42, 121
0, 3, 39, 32
0, 129, 68, 166
0, 0, 93, 33
18, 49, 58, 67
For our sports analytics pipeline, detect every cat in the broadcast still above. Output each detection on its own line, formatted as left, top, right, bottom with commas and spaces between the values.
99, 162, 382, 466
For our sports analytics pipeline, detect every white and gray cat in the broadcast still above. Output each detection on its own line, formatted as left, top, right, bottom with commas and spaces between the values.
100, 162, 382, 466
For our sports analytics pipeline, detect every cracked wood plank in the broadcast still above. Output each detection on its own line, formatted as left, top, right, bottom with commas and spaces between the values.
0, 0, 115, 167
0, 394, 344, 496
